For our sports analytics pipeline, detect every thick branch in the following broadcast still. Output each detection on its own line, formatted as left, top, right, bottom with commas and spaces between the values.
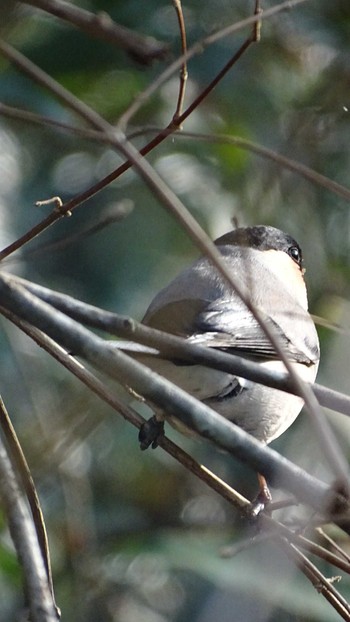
0, 271, 348, 521
9, 273, 350, 418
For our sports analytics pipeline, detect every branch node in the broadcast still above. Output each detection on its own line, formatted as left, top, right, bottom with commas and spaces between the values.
122, 317, 135, 331
36, 196, 72, 217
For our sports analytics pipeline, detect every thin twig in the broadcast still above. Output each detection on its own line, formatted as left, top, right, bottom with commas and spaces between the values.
222, 509, 350, 575
253, 0, 263, 42
220, 524, 350, 579
27, 200, 133, 258
279, 538, 350, 621
0, 398, 57, 607
287, 532, 350, 575
116, 0, 310, 127
1, 102, 349, 203
0, 414, 58, 621
23, 0, 169, 64
0, 307, 250, 512
169, 131, 350, 202
0, 24, 257, 257
172, 0, 188, 124
221, 530, 276, 558
316, 527, 350, 564
167, 23, 258, 125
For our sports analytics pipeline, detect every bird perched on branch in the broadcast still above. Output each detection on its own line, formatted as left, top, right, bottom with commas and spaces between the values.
120, 225, 320, 506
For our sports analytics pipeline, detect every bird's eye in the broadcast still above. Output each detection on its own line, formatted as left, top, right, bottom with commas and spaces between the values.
288, 245, 302, 266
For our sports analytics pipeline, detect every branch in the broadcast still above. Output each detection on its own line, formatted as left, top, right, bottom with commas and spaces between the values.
171, 0, 188, 123
81, 132, 344, 487
0, 398, 56, 608
278, 538, 350, 621
0, 38, 111, 132
116, 0, 309, 127
0, 1, 315, 259
1, 102, 349, 203
0, 271, 349, 523
174, 131, 350, 203
0, 0, 347, 496
7, 273, 350, 418
0, 307, 256, 514
0, 1, 260, 256
0, 408, 58, 621
23, 0, 169, 64
5, 311, 350, 618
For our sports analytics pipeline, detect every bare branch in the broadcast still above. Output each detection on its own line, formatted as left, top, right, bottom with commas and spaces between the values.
278, 538, 350, 621
0, 3, 324, 277
0, 38, 111, 132
1, 102, 349, 203
0, 398, 57, 609
316, 527, 350, 564
172, 131, 350, 203
172, 0, 188, 123
116, 0, 310, 127
0, 271, 348, 521
0, 20, 257, 257
4, 298, 350, 617
6, 273, 350, 418
0, 404, 58, 621
0, 0, 347, 503
23, 0, 169, 64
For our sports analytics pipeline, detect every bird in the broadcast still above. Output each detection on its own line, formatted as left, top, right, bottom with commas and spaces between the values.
120, 225, 320, 506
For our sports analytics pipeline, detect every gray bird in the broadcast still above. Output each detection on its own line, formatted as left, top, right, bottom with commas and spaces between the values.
122, 226, 319, 448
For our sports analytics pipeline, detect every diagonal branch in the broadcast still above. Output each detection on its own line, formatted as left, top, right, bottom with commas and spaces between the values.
0, 410, 58, 621
278, 538, 350, 621
0, 0, 348, 502
6, 305, 350, 567
0, 0, 260, 256
6, 272, 350, 418
4, 307, 350, 618
0, 398, 56, 608
23, 0, 169, 64
0, 270, 348, 521
1, 102, 349, 203
0, 0, 315, 260
116, 0, 309, 127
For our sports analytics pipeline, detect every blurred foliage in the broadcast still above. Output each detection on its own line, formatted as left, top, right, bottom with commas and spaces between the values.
0, 0, 350, 620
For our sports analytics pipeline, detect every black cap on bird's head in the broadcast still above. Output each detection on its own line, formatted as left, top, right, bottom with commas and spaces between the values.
214, 225, 303, 270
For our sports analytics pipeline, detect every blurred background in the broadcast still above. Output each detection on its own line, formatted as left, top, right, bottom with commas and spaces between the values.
0, 0, 350, 620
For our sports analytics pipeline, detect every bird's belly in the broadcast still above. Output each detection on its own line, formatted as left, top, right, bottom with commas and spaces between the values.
209, 375, 303, 443
137, 355, 317, 444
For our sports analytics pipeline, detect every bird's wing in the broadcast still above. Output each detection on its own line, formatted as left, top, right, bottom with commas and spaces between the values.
144, 297, 319, 365
190, 298, 319, 364
142, 247, 320, 366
